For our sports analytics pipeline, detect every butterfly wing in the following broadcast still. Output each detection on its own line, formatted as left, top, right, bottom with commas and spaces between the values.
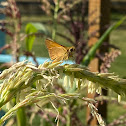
45, 39, 68, 62
45, 38, 65, 48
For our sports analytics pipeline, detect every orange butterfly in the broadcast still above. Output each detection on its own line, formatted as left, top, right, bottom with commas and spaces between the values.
45, 38, 75, 63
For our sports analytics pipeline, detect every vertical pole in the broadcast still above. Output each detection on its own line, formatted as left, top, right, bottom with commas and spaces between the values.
87, 0, 110, 125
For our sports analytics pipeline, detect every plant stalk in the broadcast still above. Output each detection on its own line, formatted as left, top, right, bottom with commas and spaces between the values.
52, 0, 59, 40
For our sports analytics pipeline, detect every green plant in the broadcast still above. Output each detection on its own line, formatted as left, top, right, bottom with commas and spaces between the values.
82, 16, 126, 66
25, 23, 51, 52
0, 61, 126, 125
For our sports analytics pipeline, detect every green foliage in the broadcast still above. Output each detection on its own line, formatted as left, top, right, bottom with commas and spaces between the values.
17, 107, 26, 126
25, 23, 37, 51
82, 16, 126, 66
25, 23, 51, 51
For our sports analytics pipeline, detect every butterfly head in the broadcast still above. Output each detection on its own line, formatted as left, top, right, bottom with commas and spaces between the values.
68, 46, 75, 57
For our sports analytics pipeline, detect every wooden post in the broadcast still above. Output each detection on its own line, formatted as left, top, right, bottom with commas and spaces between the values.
87, 0, 110, 125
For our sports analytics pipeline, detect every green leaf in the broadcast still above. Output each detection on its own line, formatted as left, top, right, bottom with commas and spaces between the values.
25, 23, 37, 51
25, 23, 51, 51
31, 23, 51, 36
82, 16, 126, 66
17, 107, 26, 126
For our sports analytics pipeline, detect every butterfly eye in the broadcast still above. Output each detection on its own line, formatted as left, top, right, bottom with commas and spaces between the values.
69, 48, 74, 52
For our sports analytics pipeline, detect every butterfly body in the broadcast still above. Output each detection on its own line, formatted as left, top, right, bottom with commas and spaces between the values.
45, 39, 75, 63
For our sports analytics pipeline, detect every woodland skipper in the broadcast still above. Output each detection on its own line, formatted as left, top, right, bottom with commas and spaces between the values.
45, 38, 75, 63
